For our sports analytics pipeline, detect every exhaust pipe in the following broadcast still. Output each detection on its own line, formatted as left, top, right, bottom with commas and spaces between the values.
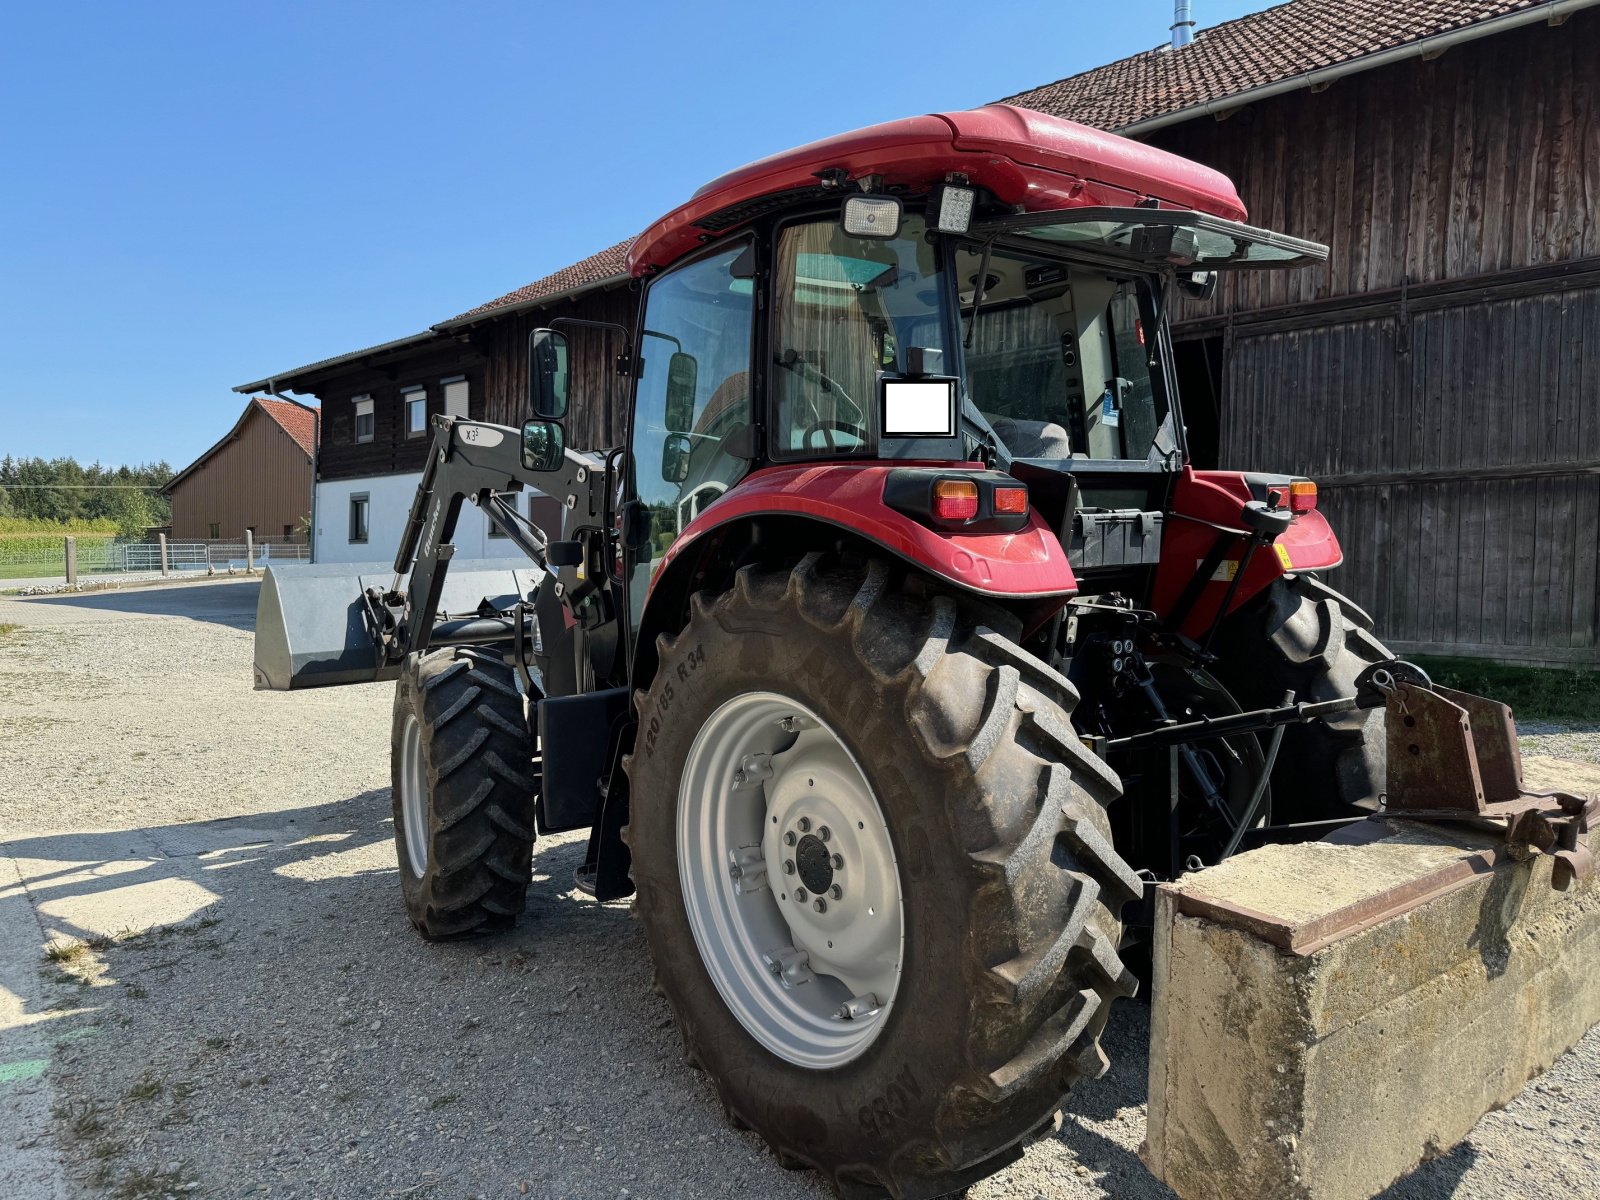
253, 560, 542, 691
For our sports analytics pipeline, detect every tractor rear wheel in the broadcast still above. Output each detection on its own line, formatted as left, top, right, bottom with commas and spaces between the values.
625, 554, 1140, 1199
1211, 573, 1392, 818
391, 647, 537, 939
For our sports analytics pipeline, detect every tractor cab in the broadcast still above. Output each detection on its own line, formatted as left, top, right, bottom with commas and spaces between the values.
530, 116, 1329, 646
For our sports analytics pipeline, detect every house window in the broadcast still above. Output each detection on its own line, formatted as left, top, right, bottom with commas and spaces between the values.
283, 524, 294, 538
354, 395, 375, 443
404, 387, 427, 437
486, 491, 513, 538
208, 522, 220, 538
443, 377, 469, 419
349, 493, 370, 544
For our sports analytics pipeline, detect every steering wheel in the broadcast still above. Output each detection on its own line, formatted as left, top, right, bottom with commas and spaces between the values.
801, 419, 866, 452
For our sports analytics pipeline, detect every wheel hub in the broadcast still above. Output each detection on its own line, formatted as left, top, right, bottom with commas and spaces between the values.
677, 692, 905, 1068
794, 833, 834, 895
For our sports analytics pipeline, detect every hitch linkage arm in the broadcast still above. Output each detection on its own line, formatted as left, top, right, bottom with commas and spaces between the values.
1104, 660, 1423, 755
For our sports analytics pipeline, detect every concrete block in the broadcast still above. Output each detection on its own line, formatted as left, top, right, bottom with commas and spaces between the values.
1144, 779, 1600, 1200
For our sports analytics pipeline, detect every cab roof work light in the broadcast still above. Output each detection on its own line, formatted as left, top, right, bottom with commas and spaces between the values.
842, 194, 904, 238
927, 182, 975, 234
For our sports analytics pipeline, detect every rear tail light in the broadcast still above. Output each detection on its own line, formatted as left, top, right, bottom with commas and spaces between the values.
1288, 480, 1318, 513
932, 479, 980, 521
992, 485, 1029, 515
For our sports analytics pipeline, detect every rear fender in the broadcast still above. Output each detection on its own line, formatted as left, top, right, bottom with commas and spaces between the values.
1151, 467, 1342, 640
632, 461, 1078, 692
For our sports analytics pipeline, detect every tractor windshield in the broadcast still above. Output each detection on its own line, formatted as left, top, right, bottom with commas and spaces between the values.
771, 215, 951, 459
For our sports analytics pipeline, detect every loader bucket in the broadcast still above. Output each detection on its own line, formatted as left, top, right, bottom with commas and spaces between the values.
252, 560, 542, 691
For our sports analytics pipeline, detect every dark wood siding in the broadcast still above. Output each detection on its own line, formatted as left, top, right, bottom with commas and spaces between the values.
168, 407, 312, 540
301, 285, 635, 483
1152, 18, 1599, 318
478, 286, 638, 450
312, 345, 488, 482
1147, 14, 1599, 665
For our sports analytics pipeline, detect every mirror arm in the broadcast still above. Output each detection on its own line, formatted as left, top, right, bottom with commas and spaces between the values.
550, 316, 637, 377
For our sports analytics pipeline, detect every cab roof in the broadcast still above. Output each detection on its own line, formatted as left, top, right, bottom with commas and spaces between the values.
627, 104, 1247, 277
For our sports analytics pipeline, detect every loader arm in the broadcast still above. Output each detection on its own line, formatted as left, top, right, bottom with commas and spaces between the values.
373, 415, 615, 666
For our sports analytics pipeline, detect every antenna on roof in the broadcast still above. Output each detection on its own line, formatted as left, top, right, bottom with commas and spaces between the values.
1171, 0, 1196, 48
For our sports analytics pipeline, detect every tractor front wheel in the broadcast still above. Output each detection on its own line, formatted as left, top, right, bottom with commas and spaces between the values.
390, 647, 537, 939
626, 554, 1139, 1199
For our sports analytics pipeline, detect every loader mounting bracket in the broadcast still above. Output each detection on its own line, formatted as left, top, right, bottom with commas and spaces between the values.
1375, 676, 1597, 890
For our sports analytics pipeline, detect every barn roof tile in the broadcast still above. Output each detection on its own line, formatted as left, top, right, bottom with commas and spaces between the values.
999, 1, 1570, 131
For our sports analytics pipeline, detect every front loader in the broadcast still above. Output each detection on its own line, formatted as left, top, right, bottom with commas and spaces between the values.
253, 105, 1593, 1199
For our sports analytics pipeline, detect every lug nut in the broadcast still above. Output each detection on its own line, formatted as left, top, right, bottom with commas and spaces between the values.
795, 888, 808, 902
729, 864, 743, 880
797, 817, 812, 833
813, 898, 828, 914
830, 884, 843, 900
830, 853, 844, 870
783, 831, 797, 847
783, 860, 796, 875
818, 825, 831, 842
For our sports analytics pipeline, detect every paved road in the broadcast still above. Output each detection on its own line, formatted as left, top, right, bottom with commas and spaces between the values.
1, 579, 1596, 1199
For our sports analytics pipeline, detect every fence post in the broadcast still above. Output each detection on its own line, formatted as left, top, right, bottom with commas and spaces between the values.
158, 533, 170, 578
245, 529, 255, 573
64, 536, 77, 587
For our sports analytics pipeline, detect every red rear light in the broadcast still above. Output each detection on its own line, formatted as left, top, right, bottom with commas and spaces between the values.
992, 485, 1028, 515
932, 479, 979, 521
1288, 480, 1318, 513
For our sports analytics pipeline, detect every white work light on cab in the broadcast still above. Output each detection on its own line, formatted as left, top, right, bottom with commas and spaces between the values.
841, 194, 903, 237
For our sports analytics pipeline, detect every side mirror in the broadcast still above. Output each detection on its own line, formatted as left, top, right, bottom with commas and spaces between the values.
664, 351, 698, 433
527, 328, 569, 419
619, 500, 652, 551
661, 432, 692, 484
522, 419, 564, 472
1177, 270, 1218, 301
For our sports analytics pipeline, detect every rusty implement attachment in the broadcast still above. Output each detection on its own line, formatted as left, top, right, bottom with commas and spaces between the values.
1378, 671, 1597, 890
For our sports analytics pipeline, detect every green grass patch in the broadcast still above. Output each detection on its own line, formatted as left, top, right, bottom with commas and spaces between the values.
0, 517, 119, 535
0, 623, 19, 639
1411, 656, 1600, 724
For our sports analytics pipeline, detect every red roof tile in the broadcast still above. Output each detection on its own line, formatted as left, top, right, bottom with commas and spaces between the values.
256, 398, 319, 456
1000, 1, 1557, 130
443, 239, 633, 325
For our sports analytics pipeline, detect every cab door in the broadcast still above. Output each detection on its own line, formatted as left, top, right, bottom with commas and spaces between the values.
623, 239, 757, 633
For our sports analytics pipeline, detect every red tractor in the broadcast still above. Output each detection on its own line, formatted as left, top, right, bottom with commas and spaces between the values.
255, 105, 1565, 1197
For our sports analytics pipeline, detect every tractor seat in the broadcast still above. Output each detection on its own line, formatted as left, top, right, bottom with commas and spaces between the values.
988, 415, 1071, 459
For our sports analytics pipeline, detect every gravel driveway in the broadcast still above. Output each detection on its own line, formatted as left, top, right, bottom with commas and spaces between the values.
1, 578, 1597, 1200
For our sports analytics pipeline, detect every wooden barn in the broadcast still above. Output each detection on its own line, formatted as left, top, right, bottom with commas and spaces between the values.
163, 397, 317, 542
1005, 0, 1600, 665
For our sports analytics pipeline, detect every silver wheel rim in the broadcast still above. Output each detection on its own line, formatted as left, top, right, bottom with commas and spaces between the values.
398, 712, 428, 877
677, 692, 904, 1068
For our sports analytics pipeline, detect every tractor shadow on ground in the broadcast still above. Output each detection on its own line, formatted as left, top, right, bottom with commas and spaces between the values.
11, 578, 260, 631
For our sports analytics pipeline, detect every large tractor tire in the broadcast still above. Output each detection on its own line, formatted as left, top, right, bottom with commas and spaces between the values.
391, 647, 537, 939
625, 553, 1140, 1200
1211, 573, 1392, 818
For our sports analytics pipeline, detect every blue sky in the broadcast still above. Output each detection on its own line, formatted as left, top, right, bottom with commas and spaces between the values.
0, 0, 1268, 468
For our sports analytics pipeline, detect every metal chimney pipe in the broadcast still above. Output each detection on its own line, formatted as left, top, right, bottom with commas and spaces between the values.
1172, 0, 1196, 48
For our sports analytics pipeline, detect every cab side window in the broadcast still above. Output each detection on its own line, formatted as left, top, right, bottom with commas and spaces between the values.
628, 241, 755, 621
